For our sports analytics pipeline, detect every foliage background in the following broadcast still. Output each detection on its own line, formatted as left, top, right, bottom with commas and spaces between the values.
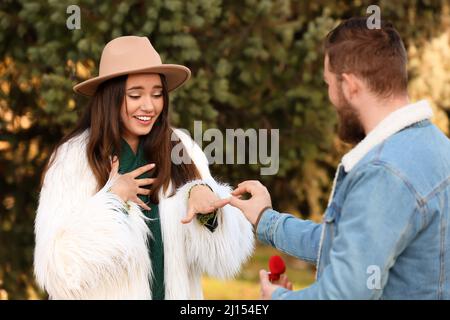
0, 0, 449, 299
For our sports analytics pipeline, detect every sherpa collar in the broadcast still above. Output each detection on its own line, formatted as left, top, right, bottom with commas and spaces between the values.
341, 99, 433, 172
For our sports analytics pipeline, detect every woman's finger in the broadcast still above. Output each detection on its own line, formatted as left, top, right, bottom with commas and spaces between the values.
211, 198, 230, 209
181, 206, 197, 224
131, 163, 155, 178
136, 178, 155, 186
137, 187, 151, 196
196, 205, 216, 214
133, 197, 151, 211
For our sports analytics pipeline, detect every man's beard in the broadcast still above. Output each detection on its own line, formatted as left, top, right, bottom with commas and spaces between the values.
335, 88, 366, 145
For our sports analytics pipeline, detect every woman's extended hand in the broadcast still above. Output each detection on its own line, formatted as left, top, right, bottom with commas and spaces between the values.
109, 156, 155, 211
181, 184, 229, 224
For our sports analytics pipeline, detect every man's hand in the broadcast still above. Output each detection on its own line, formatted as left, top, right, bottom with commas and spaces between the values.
259, 269, 293, 300
228, 180, 272, 225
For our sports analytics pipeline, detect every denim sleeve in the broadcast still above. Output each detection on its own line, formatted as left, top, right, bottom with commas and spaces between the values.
271, 163, 420, 300
256, 209, 323, 264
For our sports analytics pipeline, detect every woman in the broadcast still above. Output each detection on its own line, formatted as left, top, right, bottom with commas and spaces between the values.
34, 36, 254, 299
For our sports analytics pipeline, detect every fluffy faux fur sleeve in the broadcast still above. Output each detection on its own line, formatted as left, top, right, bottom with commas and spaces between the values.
165, 129, 255, 279
34, 132, 152, 299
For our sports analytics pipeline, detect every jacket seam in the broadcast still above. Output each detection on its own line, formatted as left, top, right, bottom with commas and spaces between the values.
349, 160, 428, 233
424, 175, 450, 203
375, 142, 386, 161
353, 160, 425, 209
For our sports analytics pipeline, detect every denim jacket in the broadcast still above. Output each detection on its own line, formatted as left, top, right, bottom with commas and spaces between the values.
257, 100, 450, 299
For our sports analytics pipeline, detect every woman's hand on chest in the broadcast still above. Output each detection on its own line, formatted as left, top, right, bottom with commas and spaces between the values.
109, 156, 156, 211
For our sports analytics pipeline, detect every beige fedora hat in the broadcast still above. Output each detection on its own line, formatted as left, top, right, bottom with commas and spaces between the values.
73, 36, 191, 96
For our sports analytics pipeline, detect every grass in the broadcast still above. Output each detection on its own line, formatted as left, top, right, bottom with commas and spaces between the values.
202, 244, 316, 299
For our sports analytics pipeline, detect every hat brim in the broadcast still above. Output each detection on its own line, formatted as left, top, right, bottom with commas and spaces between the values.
73, 64, 191, 97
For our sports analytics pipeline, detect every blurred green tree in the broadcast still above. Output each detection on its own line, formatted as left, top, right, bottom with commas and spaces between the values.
0, 0, 448, 299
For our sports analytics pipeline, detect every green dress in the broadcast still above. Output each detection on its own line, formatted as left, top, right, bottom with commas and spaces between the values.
118, 137, 165, 300
115, 136, 218, 299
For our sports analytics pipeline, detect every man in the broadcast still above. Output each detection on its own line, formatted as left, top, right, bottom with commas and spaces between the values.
227, 17, 450, 299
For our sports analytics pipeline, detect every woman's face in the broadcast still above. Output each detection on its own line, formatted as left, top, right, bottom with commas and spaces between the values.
120, 73, 164, 140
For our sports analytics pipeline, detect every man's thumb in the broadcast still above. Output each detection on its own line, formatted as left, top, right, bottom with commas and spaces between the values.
229, 196, 245, 210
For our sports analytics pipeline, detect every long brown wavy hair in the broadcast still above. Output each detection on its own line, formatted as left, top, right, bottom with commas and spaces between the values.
41, 74, 200, 203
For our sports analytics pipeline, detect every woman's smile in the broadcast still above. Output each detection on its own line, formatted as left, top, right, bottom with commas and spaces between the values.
133, 114, 154, 125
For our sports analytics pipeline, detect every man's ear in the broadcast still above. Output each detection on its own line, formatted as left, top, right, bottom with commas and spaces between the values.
341, 73, 361, 100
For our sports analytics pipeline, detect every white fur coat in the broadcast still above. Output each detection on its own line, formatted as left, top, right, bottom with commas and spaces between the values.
34, 129, 254, 299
